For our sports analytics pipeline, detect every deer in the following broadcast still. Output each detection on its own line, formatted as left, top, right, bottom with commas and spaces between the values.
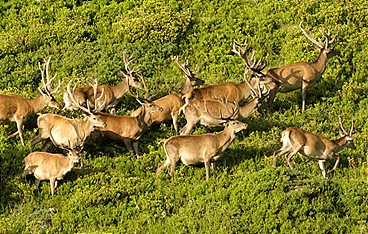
179, 41, 269, 118
179, 41, 269, 135
273, 116, 355, 177
23, 149, 80, 195
130, 56, 205, 132
0, 57, 60, 146
93, 82, 163, 156
265, 21, 337, 113
157, 120, 247, 180
31, 80, 106, 166
179, 76, 265, 135
63, 52, 144, 111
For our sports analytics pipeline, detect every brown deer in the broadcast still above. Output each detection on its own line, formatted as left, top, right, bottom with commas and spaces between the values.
265, 21, 337, 112
31, 80, 106, 164
93, 84, 163, 156
179, 41, 268, 115
157, 120, 247, 180
179, 41, 268, 135
130, 56, 205, 132
63, 52, 144, 111
24, 149, 80, 195
273, 116, 355, 177
0, 57, 60, 146
179, 76, 265, 135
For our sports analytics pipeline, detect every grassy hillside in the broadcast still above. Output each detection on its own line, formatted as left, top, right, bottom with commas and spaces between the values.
0, 0, 367, 233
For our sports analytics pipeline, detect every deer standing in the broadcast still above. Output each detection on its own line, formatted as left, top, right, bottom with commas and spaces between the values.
273, 116, 355, 177
93, 84, 163, 155
0, 57, 60, 146
31, 80, 106, 166
63, 52, 144, 111
265, 21, 337, 112
24, 149, 80, 195
130, 56, 205, 132
157, 120, 247, 180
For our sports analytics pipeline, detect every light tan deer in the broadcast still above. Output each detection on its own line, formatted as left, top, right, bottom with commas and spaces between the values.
130, 56, 205, 132
265, 21, 337, 112
31, 80, 106, 163
63, 52, 144, 111
93, 84, 163, 156
273, 116, 355, 177
24, 149, 80, 195
0, 57, 60, 146
157, 120, 247, 180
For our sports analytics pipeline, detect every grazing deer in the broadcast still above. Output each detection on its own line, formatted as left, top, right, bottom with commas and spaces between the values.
273, 116, 355, 177
130, 56, 205, 132
24, 149, 80, 195
0, 57, 60, 146
63, 52, 144, 111
157, 120, 247, 180
265, 21, 337, 112
94, 85, 163, 155
31, 80, 106, 165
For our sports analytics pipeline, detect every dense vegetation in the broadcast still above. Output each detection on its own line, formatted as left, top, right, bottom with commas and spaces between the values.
1, 0, 367, 233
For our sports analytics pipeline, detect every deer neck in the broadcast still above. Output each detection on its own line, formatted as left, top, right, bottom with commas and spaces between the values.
181, 81, 193, 94
110, 79, 129, 99
311, 49, 328, 75
28, 95, 49, 113
216, 128, 236, 152
332, 136, 350, 152
135, 106, 150, 129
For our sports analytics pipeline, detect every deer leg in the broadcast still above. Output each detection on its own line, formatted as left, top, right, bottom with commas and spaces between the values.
132, 141, 139, 157
169, 159, 178, 178
13, 117, 25, 146
267, 89, 277, 111
122, 139, 134, 153
50, 178, 56, 195
204, 160, 211, 181
30, 134, 44, 152
157, 158, 171, 174
286, 146, 302, 170
171, 112, 179, 133
41, 140, 53, 152
318, 160, 327, 178
179, 119, 197, 135
273, 147, 290, 166
327, 157, 340, 174
34, 179, 41, 189
301, 82, 309, 113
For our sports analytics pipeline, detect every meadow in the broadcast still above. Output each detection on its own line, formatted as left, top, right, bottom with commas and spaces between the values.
0, 0, 367, 233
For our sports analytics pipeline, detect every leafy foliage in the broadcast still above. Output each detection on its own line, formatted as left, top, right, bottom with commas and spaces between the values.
0, 0, 368, 233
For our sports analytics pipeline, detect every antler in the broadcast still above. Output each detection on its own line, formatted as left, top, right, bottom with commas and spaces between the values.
67, 80, 93, 115
173, 56, 199, 79
195, 96, 239, 120
299, 21, 334, 49
86, 78, 107, 112
136, 72, 150, 100
338, 116, 355, 137
38, 56, 60, 96
232, 40, 267, 77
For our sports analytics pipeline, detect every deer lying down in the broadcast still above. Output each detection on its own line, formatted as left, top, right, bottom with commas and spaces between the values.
273, 116, 355, 177
157, 120, 247, 180
24, 151, 79, 195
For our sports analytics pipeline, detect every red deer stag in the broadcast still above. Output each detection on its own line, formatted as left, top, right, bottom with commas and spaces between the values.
130, 56, 205, 132
265, 21, 337, 113
273, 116, 355, 177
93, 83, 163, 156
157, 120, 247, 180
31, 80, 106, 166
24, 149, 80, 195
179, 76, 265, 135
63, 52, 144, 111
180, 41, 268, 135
0, 57, 60, 146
